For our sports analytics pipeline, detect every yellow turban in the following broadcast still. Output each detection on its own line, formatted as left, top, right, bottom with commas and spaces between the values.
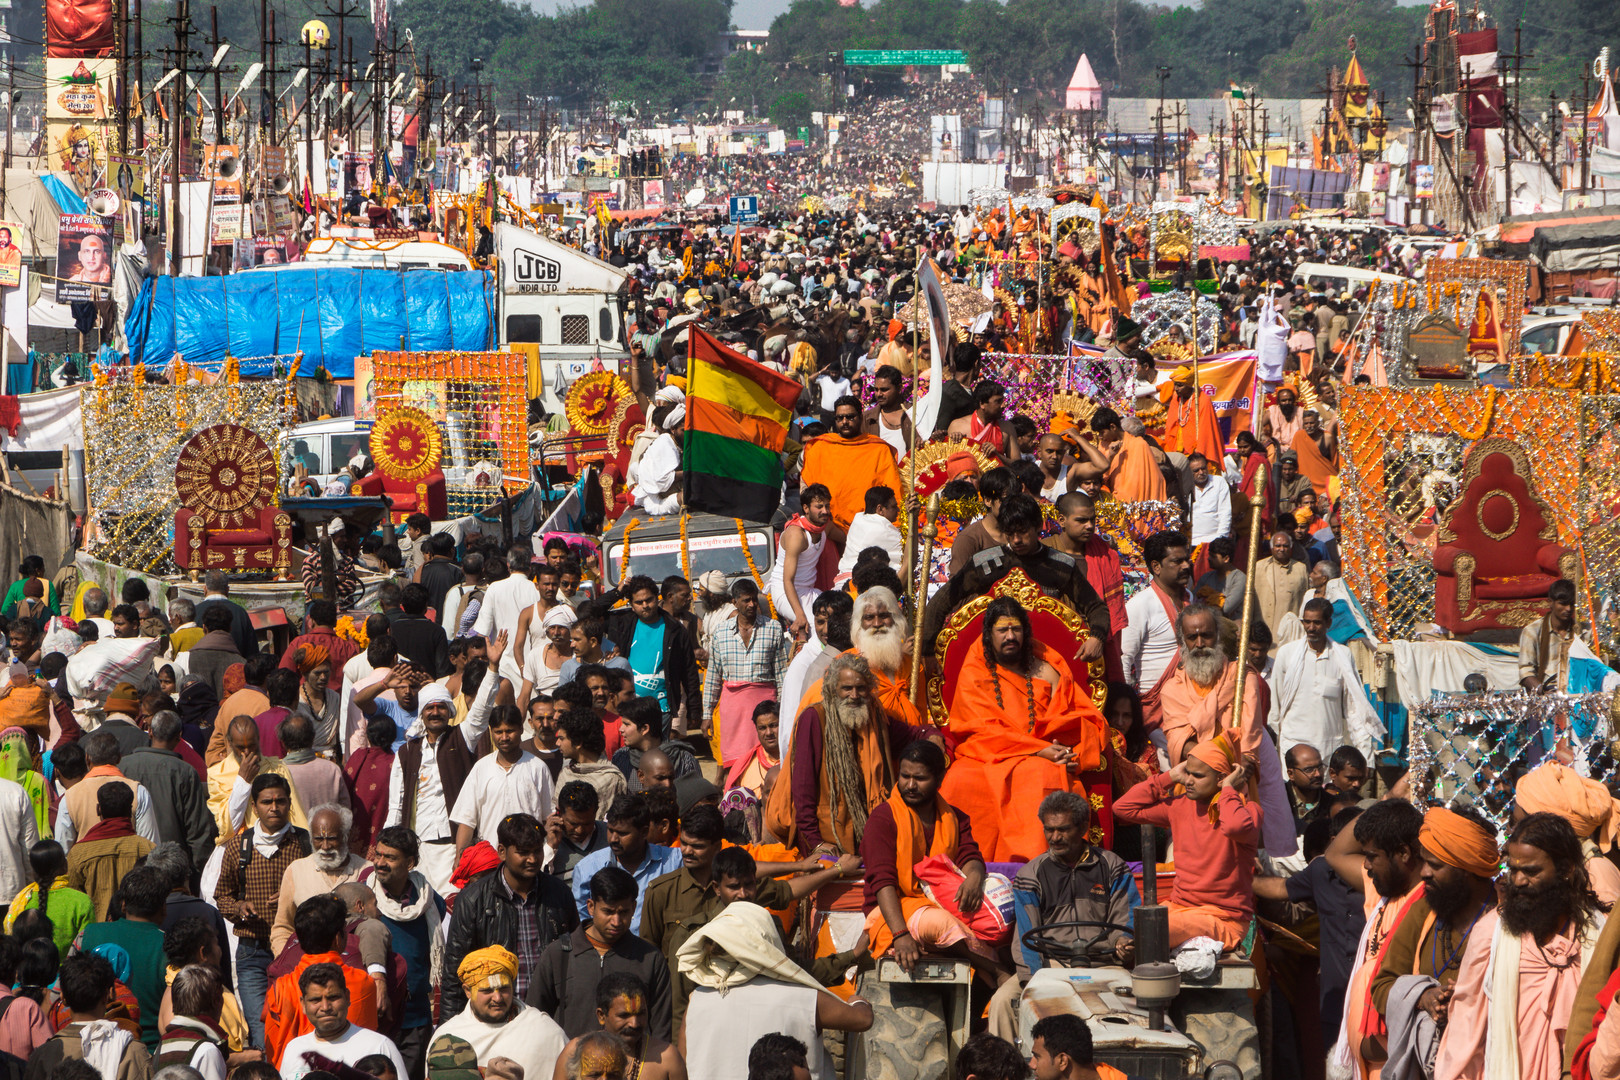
457, 945, 518, 990
1294, 506, 1316, 524
1170, 365, 1195, 385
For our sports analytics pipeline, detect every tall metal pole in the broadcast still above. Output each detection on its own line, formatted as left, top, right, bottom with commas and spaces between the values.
171, 0, 189, 275
1230, 463, 1267, 730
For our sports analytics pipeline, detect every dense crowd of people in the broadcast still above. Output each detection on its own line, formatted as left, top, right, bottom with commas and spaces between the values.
0, 75, 1595, 1080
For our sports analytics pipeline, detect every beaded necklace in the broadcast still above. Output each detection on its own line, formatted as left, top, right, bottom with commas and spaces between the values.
1429, 902, 1489, 981
986, 648, 1040, 731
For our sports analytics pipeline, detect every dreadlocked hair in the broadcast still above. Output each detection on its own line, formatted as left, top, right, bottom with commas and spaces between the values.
820, 652, 880, 845
982, 596, 1039, 732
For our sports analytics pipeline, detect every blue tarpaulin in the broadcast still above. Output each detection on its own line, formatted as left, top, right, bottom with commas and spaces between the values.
124, 267, 496, 377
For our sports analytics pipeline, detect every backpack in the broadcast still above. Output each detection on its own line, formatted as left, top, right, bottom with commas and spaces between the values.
237, 825, 312, 879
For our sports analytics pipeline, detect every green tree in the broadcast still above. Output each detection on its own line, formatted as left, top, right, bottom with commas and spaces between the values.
770, 90, 814, 129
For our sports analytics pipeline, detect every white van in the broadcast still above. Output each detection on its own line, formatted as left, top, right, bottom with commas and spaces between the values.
1291, 262, 1411, 297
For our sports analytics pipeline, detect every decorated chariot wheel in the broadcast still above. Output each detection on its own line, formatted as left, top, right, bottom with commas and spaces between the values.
174, 424, 277, 526
371, 407, 444, 482
564, 371, 632, 437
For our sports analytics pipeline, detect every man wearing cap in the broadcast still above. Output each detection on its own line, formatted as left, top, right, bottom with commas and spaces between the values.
1370, 807, 1500, 1034
381, 634, 504, 896
429, 946, 568, 1080
1101, 316, 1150, 365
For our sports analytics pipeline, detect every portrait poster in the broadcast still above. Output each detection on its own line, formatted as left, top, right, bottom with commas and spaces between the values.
0, 221, 22, 288
56, 213, 113, 301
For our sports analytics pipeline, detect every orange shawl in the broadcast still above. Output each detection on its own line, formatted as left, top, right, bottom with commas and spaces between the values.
939, 640, 1108, 863
1158, 661, 1264, 766
0, 684, 52, 739
867, 785, 958, 957
1103, 432, 1168, 503
766, 702, 896, 855
800, 434, 904, 532
1162, 386, 1225, 464
1290, 429, 1338, 497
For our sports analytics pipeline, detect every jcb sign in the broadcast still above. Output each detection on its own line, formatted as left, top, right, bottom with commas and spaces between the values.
512, 246, 562, 294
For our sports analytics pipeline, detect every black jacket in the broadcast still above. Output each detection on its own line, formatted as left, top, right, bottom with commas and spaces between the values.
441, 867, 578, 1019
120, 746, 216, 870
389, 614, 450, 677
527, 925, 672, 1040
604, 610, 699, 722
193, 597, 257, 658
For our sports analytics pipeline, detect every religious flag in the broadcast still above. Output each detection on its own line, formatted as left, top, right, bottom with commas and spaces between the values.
1229, 82, 1245, 100
911, 256, 951, 436
683, 326, 802, 523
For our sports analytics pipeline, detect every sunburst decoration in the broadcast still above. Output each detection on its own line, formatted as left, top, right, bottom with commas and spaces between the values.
371, 407, 444, 483
565, 372, 631, 437
174, 424, 277, 528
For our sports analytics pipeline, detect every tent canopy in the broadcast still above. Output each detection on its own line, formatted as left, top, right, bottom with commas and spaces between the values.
124, 266, 496, 377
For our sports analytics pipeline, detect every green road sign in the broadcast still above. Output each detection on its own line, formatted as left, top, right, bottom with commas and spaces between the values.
841, 50, 968, 66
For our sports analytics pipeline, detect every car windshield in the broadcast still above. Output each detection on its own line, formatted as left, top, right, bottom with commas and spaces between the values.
606, 529, 771, 583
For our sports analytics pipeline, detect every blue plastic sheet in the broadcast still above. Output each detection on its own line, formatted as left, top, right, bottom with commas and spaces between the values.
124, 267, 496, 377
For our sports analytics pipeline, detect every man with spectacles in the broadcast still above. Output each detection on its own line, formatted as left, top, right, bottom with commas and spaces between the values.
1284, 743, 1325, 832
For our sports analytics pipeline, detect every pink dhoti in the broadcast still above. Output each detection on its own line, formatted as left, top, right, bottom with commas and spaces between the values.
719, 681, 777, 769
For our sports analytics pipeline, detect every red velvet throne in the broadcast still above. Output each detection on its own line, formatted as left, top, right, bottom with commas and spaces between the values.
173, 424, 292, 578
358, 407, 449, 522
1432, 437, 1575, 634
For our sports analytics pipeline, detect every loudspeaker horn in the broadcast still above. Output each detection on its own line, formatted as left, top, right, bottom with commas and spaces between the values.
87, 189, 121, 217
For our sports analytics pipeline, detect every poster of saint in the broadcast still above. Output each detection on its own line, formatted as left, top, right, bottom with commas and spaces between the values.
0, 221, 22, 288
56, 213, 113, 301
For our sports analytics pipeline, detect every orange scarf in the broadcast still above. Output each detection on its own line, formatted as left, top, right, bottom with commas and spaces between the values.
889, 786, 958, 899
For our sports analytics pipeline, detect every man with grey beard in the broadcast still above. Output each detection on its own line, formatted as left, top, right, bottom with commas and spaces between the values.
270, 803, 371, 954
780, 652, 938, 858
1158, 603, 1297, 858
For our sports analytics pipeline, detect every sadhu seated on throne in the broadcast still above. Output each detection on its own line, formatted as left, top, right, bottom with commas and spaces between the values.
940, 595, 1111, 863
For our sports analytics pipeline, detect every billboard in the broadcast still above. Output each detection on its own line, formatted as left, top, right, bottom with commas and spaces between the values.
56, 213, 113, 302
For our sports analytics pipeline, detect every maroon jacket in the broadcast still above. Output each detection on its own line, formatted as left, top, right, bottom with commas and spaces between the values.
788, 703, 935, 851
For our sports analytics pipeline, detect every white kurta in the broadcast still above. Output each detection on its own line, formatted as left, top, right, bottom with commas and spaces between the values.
427, 1001, 568, 1080
631, 433, 682, 515
1271, 637, 1383, 761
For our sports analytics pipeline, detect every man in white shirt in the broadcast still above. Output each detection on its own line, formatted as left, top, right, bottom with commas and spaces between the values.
473, 549, 540, 685
1186, 452, 1232, 545
383, 641, 501, 894
1270, 598, 1383, 764
280, 963, 408, 1080
450, 696, 556, 858
1120, 531, 1192, 759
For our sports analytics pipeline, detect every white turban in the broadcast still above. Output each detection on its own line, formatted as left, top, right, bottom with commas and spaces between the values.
653, 385, 686, 406
418, 683, 453, 711
542, 605, 579, 631
661, 404, 686, 430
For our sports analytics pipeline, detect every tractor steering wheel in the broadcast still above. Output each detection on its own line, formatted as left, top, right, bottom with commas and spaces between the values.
1020, 920, 1137, 968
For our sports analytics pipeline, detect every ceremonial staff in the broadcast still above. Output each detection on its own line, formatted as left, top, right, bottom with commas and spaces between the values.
910, 492, 941, 710
1230, 462, 1267, 727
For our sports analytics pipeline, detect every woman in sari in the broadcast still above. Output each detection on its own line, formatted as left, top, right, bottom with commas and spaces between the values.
344, 714, 396, 853
176, 678, 219, 761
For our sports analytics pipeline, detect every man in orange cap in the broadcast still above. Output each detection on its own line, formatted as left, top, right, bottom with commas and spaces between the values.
1114, 731, 1260, 950
1160, 366, 1224, 466
1370, 806, 1499, 1038
1514, 762, 1620, 905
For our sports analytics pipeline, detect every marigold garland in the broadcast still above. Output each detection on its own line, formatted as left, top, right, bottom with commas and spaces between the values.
1431, 385, 1497, 441
618, 517, 643, 588
737, 518, 776, 619
679, 513, 691, 583
335, 615, 369, 648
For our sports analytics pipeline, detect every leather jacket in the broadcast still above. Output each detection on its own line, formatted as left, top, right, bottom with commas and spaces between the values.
440, 867, 578, 1019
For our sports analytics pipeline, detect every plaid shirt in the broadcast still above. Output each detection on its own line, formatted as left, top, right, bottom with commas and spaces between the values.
701, 617, 792, 716
498, 866, 544, 998
212, 829, 307, 945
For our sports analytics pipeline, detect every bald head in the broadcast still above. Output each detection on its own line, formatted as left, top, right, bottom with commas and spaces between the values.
227, 715, 260, 758
637, 748, 676, 790
1038, 434, 1065, 452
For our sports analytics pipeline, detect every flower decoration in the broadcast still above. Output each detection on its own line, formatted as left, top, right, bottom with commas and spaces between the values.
564, 372, 631, 437
371, 407, 444, 483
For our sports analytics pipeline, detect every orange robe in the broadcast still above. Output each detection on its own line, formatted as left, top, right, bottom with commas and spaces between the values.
800, 434, 904, 533
1290, 430, 1339, 497
1162, 387, 1224, 464
940, 640, 1109, 862
1104, 432, 1168, 503
1157, 661, 1266, 766
262, 951, 379, 1067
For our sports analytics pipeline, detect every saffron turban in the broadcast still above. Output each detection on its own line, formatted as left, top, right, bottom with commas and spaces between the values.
1517, 762, 1619, 851
292, 643, 330, 675
1419, 807, 1500, 879
456, 945, 518, 990
1170, 365, 1196, 386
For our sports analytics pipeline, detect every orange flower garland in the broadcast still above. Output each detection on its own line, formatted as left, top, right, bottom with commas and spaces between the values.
618, 517, 643, 588
1431, 385, 1497, 441
736, 518, 776, 619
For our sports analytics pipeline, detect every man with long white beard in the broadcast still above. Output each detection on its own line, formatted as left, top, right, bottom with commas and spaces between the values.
1435, 813, 1600, 1080
796, 586, 926, 729
271, 804, 371, 954
1159, 604, 1297, 858
770, 652, 937, 857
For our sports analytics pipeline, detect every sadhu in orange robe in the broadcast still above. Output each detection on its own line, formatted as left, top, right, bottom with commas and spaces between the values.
940, 639, 1110, 862
1290, 429, 1338, 498
1104, 431, 1168, 503
799, 434, 904, 534
1161, 381, 1225, 466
